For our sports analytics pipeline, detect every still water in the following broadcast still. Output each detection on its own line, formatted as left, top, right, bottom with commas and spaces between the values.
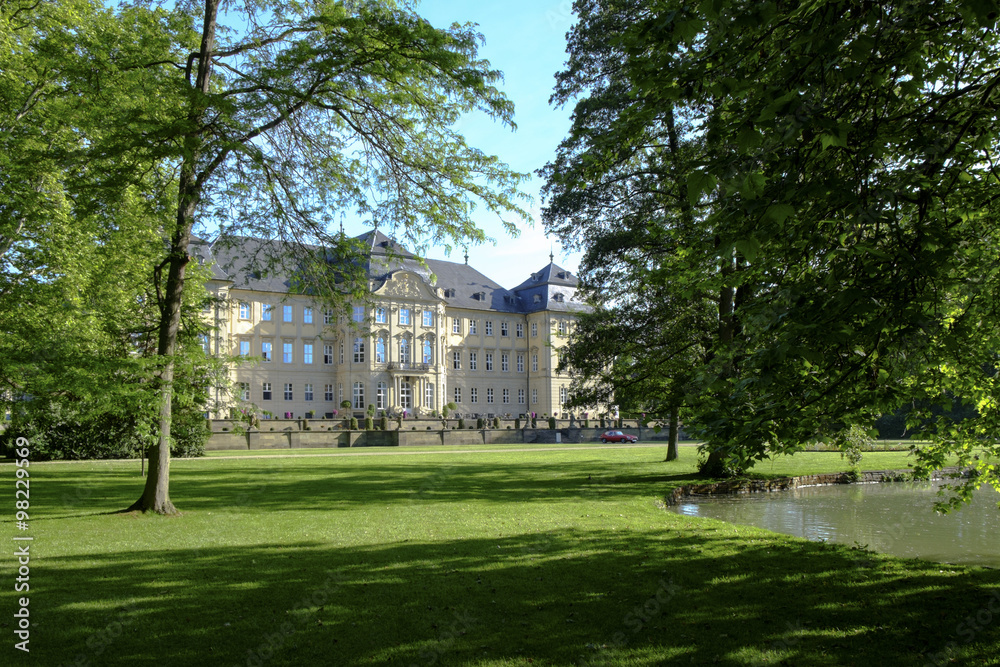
670, 480, 1000, 567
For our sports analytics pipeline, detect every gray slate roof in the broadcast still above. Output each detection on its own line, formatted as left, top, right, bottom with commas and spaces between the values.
193, 231, 588, 315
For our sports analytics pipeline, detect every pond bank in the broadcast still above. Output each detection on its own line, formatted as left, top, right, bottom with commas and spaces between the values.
665, 465, 971, 505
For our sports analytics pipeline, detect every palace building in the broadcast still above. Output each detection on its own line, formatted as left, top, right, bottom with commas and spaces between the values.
196, 230, 588, 420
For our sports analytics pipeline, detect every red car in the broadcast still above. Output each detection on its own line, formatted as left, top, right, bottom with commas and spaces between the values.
600, 430, 638, 443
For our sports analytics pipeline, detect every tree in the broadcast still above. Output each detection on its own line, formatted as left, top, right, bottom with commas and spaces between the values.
544, 0, 1000, 500
0, 0, 217, 460
121, 0, 530, 513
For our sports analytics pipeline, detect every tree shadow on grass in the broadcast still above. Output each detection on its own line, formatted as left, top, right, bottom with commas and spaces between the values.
30, 458, 700, 518
21, 526, 1000, 666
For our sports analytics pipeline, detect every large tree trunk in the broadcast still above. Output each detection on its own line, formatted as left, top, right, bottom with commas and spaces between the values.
665, 404, 679, 461
129, 0, 219, 513
701, 253, 737, 477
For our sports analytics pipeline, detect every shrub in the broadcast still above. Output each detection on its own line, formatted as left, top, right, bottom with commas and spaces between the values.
458, 418, 465, 430
380, 415, 389, 431
548, 416, 556, 430
476, 417, 484, 429
515, 418, 521, 429
365, 417, 374, 431
350, 417, 359, 430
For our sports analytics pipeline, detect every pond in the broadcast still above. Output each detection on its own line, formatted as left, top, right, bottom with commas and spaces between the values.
669, 480, 1000, 567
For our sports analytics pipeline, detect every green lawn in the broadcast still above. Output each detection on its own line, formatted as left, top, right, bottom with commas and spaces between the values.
3, 445, 997, 666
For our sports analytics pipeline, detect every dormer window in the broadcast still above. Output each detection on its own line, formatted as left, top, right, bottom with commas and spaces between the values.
443, 288, 456, 298
533, 294, 541, 303
473, 291, 486, 301
553, 293, 565, 303
557, 272, 566, 279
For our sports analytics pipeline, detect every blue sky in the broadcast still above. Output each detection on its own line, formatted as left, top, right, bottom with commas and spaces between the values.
388, 0, 582, 289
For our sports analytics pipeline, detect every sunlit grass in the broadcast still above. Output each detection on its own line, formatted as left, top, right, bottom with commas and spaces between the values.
0, 446, 995, 665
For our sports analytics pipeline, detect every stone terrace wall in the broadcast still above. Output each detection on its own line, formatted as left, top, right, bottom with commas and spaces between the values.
205, 418, 677, 451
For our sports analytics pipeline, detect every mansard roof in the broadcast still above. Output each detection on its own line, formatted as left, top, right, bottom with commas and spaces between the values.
511, 261, 583, 313
194, 232, 587, 315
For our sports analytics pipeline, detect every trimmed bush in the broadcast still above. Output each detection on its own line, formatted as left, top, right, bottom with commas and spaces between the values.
549, 416, 556, 429
380, 415, 389, 431
458, 418, 465, 430
476, 417, 484, 429
365, 417, 373, 431
350, 417, 359, 430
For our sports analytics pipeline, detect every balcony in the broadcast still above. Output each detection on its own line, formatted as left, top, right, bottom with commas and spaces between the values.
385, 361, 431, 373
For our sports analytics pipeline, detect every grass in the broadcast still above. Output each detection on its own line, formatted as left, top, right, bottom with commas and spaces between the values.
2, 445, 997, 666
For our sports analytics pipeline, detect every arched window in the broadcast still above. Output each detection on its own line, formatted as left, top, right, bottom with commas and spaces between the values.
399, 337, 411, 364
375, 336, 386, 363
422, 339, 433, 364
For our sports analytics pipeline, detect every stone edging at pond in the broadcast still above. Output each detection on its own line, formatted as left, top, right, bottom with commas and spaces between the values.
665, 466, 972, 506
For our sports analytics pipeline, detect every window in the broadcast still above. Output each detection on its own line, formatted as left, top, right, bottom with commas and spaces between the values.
399, 338, 411, 364
532, 354, 538, 372
470, 388, 478, 403
558, 320, 567, 335
375, 307, 387, 324
452, 317, 461, 334
469, 351, 477, 370
325, 384, 334, 401
452, 351, 462, 369
305, 383, 314, 401
422, 339, 433, 364
531, 322, 537, 337
516, 323, 524, 338
486, 388, 494, 404
532, 389, 538, 404
238, 301, 250, 319
283, 342, 293, 363
377, 382, 388, 410
302, 343, 313, 364
199, 334, 210, 354
284, 383, 293, 401
262, 382, 272, 400
261, 341, 272, 362
303, 307, 313, 324
324, 344, 333, 365
560, 386, 568, 405
503, 388, 510, 404
399, 308, 410, 325
239, 382, 250, 401
422, 310, 433, 327
262, 304, 272, 321
518, 388, 525, 404
353, 382, 365, 409
283, 305, 293, 323
424, 382, 434, 407
485, 352, 493, 371
323, 309, 333, 325
517, 354, 524, 373
338, 383, 343, 405
485, 321, 493, 336
454, 387, 461, 403
500, 322, 509, 337
375, 336, 386, 363
239, 340, 250, 357
353, 337, 365, 363
469, 319, 477, 335
400, 381, 412, 409
352, 305, 365, 323
339, 343, 344, 364
501, 353, 509, 372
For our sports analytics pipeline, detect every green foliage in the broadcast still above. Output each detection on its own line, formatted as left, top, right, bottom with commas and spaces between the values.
515, 418, 521, 429
548, 416, 557, 430
380, 415, 389, 431
458, 418, 465, 430
350, 417, 359, 430
476, 417, 484, 429
543, 0, 1000, 498
365, 417, 374, 431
